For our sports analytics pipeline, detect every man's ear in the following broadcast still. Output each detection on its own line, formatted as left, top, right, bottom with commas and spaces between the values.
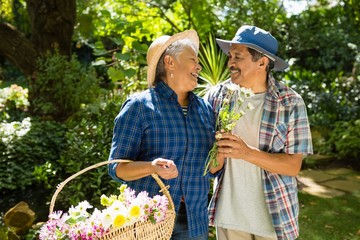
259, 56, 269, 68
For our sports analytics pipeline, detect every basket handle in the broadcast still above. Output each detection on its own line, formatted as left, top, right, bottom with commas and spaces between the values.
49, 159, 175, 214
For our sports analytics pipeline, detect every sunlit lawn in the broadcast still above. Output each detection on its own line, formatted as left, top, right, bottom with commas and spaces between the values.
208, 191, 360, 240
298, 191, 360, 240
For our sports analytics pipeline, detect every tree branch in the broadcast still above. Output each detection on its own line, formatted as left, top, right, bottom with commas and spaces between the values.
0, 22, 37, 76
149, 2, 181, 32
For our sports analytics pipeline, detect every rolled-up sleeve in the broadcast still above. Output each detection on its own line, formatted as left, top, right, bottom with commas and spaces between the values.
108, 97, 143, 181
287, 96, 313, 155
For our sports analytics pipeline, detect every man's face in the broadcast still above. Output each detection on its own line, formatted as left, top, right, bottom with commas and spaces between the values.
227, 44, 260, 89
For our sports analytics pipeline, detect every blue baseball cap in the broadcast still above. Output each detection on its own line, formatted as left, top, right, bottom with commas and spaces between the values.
216, 25, 289, 71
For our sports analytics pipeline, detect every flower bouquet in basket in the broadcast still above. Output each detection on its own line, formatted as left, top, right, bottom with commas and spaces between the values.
39, 184, 170, 240
40, 160, 175, 240
203, 83, 254, 176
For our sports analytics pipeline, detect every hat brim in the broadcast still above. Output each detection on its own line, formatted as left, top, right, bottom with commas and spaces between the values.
147, 30, 199, 87
216, 39, 289, 71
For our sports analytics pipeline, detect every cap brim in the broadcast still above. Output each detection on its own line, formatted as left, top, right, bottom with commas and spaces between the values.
147, 30, 199, 87
216, 38, 289, 71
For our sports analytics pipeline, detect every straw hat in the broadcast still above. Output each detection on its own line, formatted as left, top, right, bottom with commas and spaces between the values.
146, 30, 199, 87
216, 25, 289, 71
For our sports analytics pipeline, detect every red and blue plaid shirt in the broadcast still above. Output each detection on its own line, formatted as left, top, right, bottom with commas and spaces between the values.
108, 81, 215, 238
205, 75, 313, 240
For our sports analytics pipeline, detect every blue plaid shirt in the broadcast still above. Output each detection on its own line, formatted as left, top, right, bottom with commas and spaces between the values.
108, 81, 215, 238
206, 75, 313, 240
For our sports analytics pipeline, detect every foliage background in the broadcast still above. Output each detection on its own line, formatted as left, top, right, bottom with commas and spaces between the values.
0, 0, 359, 239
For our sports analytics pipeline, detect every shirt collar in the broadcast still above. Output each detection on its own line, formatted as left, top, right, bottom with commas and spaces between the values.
220, 75, 286, 106
267, 73, 290, 106
267, 74, 279, 99
155, 81, 196, 103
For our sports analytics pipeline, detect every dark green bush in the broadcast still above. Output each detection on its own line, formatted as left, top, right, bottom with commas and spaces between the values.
51, 94, 126, 209
29, 51, 101, 122
284, 69, 359, 128
0, 118, 66, 191
326, 119, 360, 160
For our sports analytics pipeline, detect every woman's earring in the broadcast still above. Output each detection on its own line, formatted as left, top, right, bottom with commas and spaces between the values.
170, 71, 173, 78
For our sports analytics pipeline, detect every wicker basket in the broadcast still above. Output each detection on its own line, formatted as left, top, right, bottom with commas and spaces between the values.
49, 160, 176, 240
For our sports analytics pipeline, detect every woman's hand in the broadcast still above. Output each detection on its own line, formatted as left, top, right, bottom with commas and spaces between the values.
151, 158, 178, 179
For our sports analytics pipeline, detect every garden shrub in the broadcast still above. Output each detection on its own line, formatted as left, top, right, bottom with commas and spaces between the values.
309, 125, 332, 155
51, 94, 126, 209
0, 117, 66, 191
284, 69, 359, 127
29, 51, 101, 122
0, 84, 29, 122
326, 119, 360, 160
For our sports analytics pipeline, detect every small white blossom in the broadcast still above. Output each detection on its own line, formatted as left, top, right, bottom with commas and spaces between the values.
40, 184, 170, 239
247, 102, 254, 110
203, 83, 255, 175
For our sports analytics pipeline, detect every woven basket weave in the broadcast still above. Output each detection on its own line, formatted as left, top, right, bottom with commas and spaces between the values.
49, 160, 176, 240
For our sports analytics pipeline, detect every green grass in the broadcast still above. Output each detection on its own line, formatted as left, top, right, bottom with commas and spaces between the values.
208, 191, 360, 240
298, 191, 360, 240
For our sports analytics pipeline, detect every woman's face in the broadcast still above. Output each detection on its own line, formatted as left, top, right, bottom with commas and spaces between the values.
169, 46, 201, 93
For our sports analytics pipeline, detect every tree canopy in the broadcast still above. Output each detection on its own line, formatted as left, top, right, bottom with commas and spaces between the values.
0, 2, 359, 236
0, 0, 359, 131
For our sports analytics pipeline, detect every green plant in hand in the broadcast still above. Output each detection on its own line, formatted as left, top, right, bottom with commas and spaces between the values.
203, 83, 254, 175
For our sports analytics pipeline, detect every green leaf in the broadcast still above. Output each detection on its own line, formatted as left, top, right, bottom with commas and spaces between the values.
99, 10, 111, 18
196, 33, 230, 96
107, 67, 124, 82
123, 68, 137, 78
91, 60, 106, 66
115, 52, 131, 61
110, 37, 125, 46
132, 41, 148, 54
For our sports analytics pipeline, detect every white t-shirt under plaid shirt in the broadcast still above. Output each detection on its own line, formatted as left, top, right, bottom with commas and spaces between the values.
214, 92, 277, 238
205, 75, 313, 240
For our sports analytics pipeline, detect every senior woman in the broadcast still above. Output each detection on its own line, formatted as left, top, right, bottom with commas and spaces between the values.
108, 30, 215, 240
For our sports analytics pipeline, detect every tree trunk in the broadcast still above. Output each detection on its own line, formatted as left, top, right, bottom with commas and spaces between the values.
26, 0, 76, 57
0, 0, 76, 76
0, 22, 38, 76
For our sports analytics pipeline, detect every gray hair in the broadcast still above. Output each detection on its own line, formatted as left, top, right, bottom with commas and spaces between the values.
154, 39, 198, 85
248, 47, 274, 74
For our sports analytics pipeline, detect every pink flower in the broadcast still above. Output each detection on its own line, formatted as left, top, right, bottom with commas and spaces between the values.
39, 184, 169, 239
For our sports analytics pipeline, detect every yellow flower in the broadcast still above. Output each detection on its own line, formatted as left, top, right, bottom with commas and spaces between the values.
113, 214, 126, 227
100, 195, 110, 207
119, 184, 128, 193
129, 205, 141, 218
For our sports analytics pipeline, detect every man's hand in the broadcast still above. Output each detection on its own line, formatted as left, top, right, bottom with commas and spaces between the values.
216, 132, 250, 159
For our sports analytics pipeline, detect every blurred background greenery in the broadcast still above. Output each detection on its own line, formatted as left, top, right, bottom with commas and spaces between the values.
0, 0, 359, 239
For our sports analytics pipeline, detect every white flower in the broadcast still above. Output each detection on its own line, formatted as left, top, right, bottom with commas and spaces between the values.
109, 200, 127, 215
77, 200, 93, 211
237, 97, 244, 104
40, 184, 170, 239
239, 110, 246, 117
247, 102, 254, 110
68, 205, 81, 218
203, 84, 255, 175
74, 200, 92, 218
101, 208, 114, 230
